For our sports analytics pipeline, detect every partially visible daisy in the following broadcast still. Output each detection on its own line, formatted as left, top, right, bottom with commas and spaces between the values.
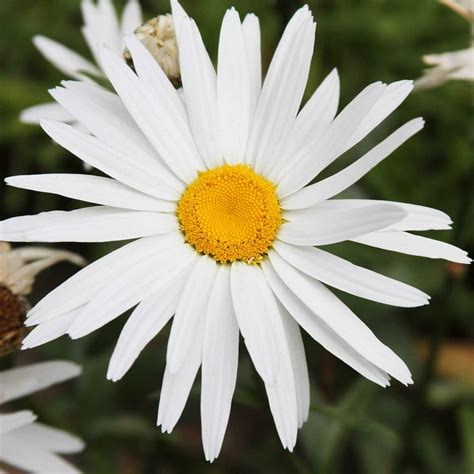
415, 0, 474, 89
20, 0, 143, 125
3, 1, 470, 461
0, 360, 84, 473
0, 242, 85, 355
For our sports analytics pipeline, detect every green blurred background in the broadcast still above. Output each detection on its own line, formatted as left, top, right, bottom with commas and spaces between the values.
0, 0, 473, 472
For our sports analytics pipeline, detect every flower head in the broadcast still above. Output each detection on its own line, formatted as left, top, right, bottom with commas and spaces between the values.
124, 14, 180, 85
3, 1, 470, 461
0, 361, 84, 473
0, 242, 84, 355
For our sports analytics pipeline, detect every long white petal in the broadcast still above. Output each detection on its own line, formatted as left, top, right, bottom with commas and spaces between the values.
201, 266, 239, 462
20, 102, 75, 125
107, 272, 188, 382
268, 251, 412, 385
21, 308, 81, 349
6, 174, 176, 213
262, 261, 391, 386
353, 231, 471, 263
0, 206, 178, 243
342, 80, 414, 154
0, 412, 37, 434
51, 81, 181, 184
274, 241, 429, 307
33, 35, 101, 81
123, 35, 205, 173
0, 435, 80, 474
157, 327, 203, 433
179, 17, 222, 168
121, 0, 142, 35
0, 361, 81, 403
12, 422, 84, 453
278, 204, 406, 246
278, 305, 310, 428
242, 14, 261, 120
258, 277, 299, 451
277, 82, 386, 197
282, 118, 424, 208
230, 262, 281, 385
284, 199, 452, 232
68, 241, 195, 339
248, 8, 315, 173
218, 8, 251, 165
170, 0, 188, 44
268, 68, 340, 181
27, 236, 179, 325
166, 255, 217, 373
100, 45, 201, 182
41, 119, 183, 200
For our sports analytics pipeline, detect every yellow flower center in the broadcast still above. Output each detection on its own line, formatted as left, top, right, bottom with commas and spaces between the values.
177, 164, 282, 264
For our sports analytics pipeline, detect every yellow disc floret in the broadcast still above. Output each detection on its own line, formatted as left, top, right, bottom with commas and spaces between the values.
177, 164, 282, 264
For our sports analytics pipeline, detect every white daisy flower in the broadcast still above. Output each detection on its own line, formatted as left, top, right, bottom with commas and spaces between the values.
20, 0, 143, 125
415, 0, 474, 89
0, 361, 84, 473
2, 1, 470, 460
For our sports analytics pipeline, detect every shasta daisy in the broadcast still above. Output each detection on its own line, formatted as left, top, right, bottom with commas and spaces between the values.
2, 1, 470, 461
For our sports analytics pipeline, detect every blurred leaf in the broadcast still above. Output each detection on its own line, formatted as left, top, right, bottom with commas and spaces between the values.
458, 404, 474, 472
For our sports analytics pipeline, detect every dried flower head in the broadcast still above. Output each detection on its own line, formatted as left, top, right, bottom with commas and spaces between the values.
0, 243, 84, 355
124, 14, 181, 86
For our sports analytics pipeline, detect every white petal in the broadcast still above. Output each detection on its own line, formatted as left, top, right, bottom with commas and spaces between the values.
167, 255, 217, 373
242, 14, 261, 120
27, 235, 179, 325
282, 118, 425, 208
12, 422, 84, 453
218, 8, 251, 165
97, 0, 121, 52
179, 17, 222, 168
248, 8, 316, 173
107, 272, 188, 382
0, 206, 178, 243
230, 262, 280, 385
51, 81, 181, 184
121, 0, 142, 35
41, 119, 183, 200
278, 204, 406, 246
261, 261, 391, 386
278, 305, 310, 428
268, 68, 340, 181
20, 102, 75, 125
157, 328, 203, 433
274, 241, 429, 307
258, 279, 299, 451
342, 80, 414, 154
353, 231, 471, 264
277, 82, 386, 197
33, 35, 101, 81
0, 412, 37, 434
123, 36, 205, 172
268, 251, 412, 385
0, 435, 80, 474
201, 266, 239, 462
22, 308, 80, 349
99, 45, 201, 182
171, 0, 188, 44
285, 199, 452, 231
0, 361, 81, 403
68, 241, 196, 339
6, 174, 176, 213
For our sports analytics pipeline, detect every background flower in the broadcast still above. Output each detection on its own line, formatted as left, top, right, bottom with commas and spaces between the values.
0, 360, 84, 473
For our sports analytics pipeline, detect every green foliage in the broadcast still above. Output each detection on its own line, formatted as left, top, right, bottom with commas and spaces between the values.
0, 0, 473, 473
